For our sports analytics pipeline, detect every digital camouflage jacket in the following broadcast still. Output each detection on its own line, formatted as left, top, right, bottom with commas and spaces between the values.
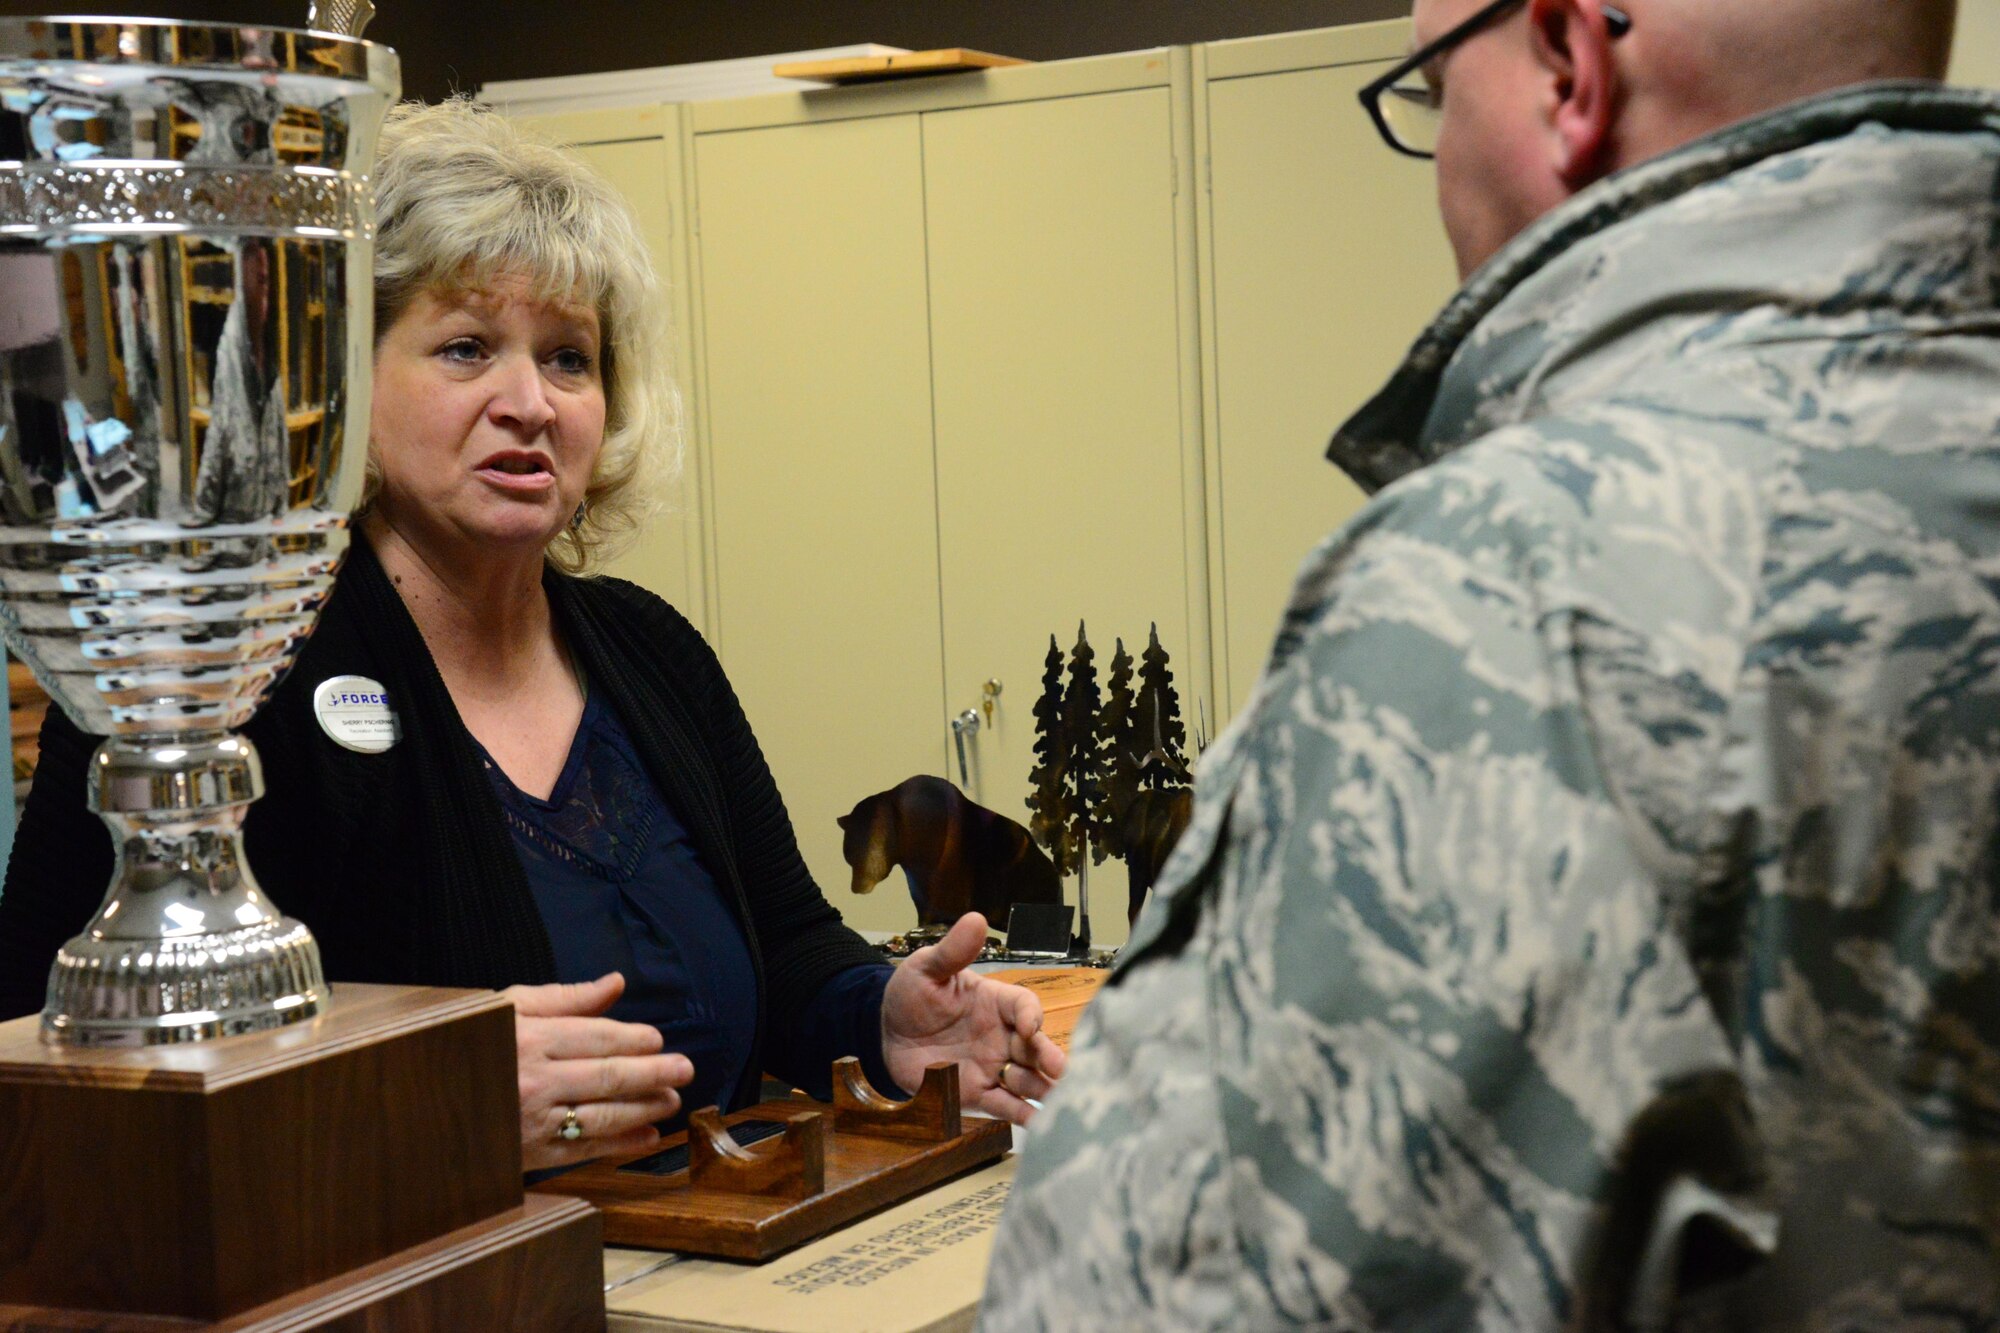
981, 83, 2000, 1332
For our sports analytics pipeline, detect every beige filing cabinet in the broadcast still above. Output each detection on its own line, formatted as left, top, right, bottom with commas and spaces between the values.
1193, 23, 1458, 718
514, 29, 1452, 942
523, 102, 952, 937
519, 104, 711, 639
682, 52, 1207, 943
920, 72, 1207, 938
690, 110, 952, 941
1952, 2, 2000, 88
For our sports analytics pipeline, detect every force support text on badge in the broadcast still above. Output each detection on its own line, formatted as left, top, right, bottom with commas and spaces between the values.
312, 675, 400, 754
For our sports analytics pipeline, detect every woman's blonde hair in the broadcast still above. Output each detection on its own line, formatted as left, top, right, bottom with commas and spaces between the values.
365, 97, 680, 574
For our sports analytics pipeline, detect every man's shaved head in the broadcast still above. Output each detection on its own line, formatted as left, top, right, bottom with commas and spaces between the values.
1627, 0, 1959, 147
1415, 0, 1962, 276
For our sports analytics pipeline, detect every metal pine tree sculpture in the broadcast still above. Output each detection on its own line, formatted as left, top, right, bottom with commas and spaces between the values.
1023, 624, 1204, 951
1094, 637, 1140, 862
1025, 634, 1068, 860
1058, 623, 1104, 953
1133, 623, 1191, 788
1115, 624, 1195, 928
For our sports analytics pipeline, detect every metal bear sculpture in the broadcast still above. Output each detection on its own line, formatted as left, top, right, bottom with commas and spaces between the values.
1115, 786, 1194, 927
838, 776, 1064, 930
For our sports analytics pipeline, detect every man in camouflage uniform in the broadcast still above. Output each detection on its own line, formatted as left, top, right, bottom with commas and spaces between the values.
982, 0, 2000, 1328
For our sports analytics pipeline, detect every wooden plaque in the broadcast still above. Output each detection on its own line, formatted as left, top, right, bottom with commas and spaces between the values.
0, 984, 528, 1323
538, 1060, 1011, 1261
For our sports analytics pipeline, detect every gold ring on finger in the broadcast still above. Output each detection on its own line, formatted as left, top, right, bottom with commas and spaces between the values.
997, 1060, 1013, 1091
557, 1107, 583, 1142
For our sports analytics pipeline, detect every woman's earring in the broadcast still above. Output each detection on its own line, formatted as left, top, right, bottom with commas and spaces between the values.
571, 500, 588, 530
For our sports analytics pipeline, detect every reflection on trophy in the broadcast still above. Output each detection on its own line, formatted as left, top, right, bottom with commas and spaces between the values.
0, 19, 396, 1044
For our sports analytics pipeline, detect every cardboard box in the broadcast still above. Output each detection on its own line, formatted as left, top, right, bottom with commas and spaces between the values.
605, 1155, 1016, 1333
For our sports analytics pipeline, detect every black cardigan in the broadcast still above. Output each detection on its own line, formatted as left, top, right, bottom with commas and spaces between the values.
0, 535, 884, 1106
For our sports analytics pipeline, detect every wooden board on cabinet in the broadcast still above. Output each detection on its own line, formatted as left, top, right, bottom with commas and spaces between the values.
774, 49, 1026, 83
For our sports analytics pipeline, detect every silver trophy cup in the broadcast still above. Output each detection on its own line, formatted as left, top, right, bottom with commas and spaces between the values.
0, 19, 398, 1045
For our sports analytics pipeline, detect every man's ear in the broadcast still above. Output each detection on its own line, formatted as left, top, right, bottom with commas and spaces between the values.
1527, 0, 1622, 188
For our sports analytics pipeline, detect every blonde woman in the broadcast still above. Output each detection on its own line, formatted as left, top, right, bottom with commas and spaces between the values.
0, 100, 1063, 1172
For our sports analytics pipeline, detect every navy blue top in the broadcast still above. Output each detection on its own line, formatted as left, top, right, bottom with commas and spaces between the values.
480, 690, 896, 1135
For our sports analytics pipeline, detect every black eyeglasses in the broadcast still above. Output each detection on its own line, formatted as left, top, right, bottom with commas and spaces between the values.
1359, 0, 1633, 159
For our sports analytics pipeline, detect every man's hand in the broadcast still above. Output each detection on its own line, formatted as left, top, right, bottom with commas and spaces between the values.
881, 913, 1069, 1126
506, 972, 694, 1172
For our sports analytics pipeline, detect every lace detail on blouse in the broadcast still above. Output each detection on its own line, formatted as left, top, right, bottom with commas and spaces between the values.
480, 695, 661, 882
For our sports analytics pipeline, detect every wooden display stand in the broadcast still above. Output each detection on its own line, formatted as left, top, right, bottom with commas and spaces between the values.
540, 1058, 1010, 1261
0, 983, 604, 1331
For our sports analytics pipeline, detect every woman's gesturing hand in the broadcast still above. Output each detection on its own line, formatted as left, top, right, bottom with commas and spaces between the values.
506, 972, 694, 1172
880, 913, 1069, 1126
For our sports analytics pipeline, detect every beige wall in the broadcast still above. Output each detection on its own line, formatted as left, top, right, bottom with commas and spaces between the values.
1951, 1, 2000, 86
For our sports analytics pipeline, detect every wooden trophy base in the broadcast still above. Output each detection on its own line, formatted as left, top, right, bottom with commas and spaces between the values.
0, 1194, 600, 1332
0, 984, 604, 1330
538, 1059, 1010, 1261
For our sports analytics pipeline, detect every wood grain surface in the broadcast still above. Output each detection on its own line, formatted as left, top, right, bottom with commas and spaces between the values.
0, 984, 524, 1322
979, 968, 1106, 1052
538, 1065, 1010, 1261
829, 1058, 958, 1142
771, 49, 1027, 83
0, 1194, 604, 1332
687, 1108, 825, 1199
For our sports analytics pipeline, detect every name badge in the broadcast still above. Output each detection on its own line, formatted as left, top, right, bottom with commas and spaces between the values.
313, 675, 400, 754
